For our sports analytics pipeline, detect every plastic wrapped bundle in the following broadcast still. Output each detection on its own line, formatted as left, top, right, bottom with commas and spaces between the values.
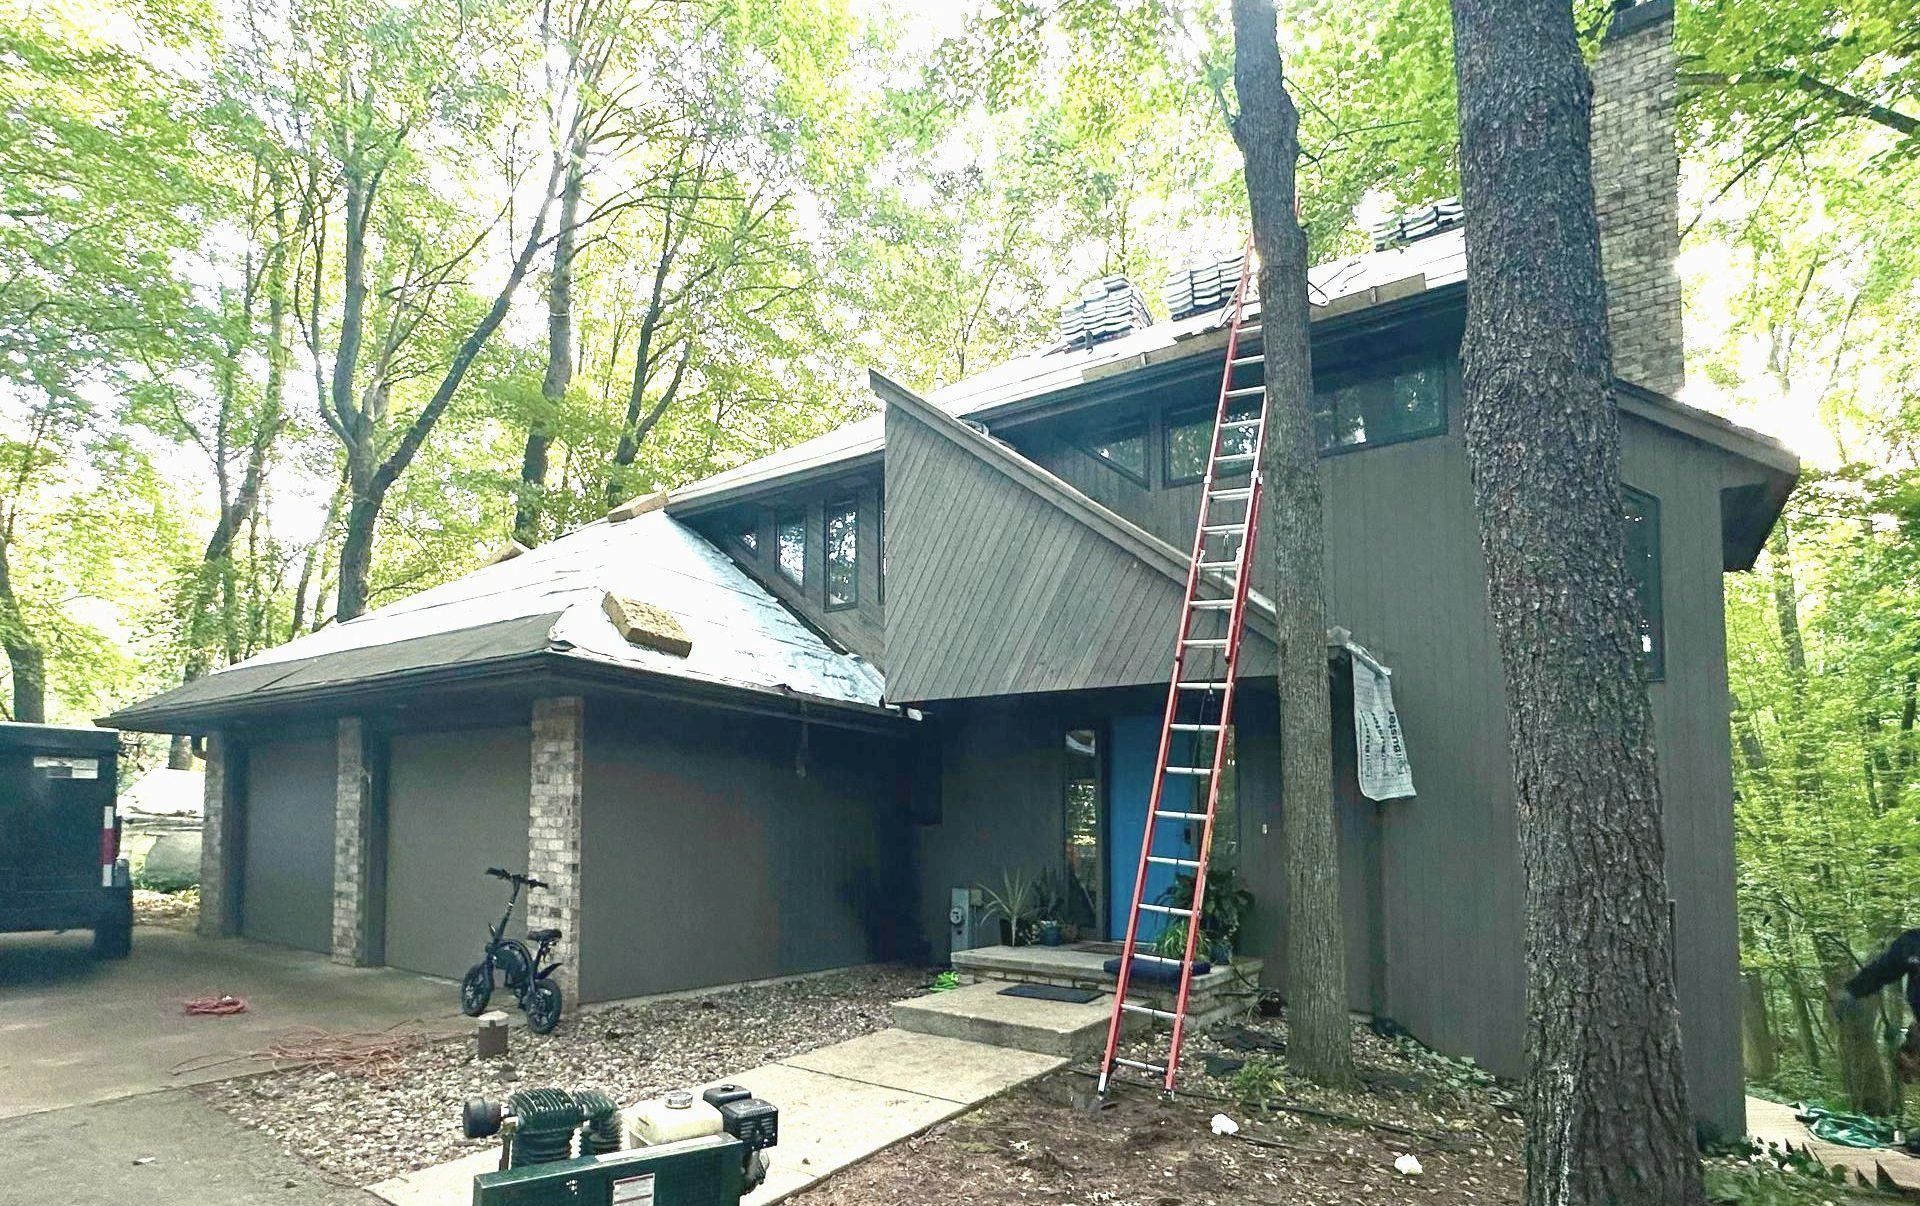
1369, 197, 1464, 250
1163, 251, 1249, 320
1057, 276, 1154, 347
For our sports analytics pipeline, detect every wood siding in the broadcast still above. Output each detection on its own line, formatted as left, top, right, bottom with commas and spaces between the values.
883, 395, 1274, 703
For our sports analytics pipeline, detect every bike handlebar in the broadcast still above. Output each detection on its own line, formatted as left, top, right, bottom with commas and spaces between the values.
485, 867, 549, 890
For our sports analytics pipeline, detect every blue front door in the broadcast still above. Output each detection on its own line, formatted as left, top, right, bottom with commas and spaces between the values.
1107, 714, 1197, 942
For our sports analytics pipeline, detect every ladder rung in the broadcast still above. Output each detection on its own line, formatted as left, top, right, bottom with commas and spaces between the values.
1221, 418, 1262, 430
1128, 951, 1184, 965
1182, 638, 1228, 648
1147, 856, 1202, 868
1189, 599, 1232, 610
1210, 488, 1251, 502
1121, 1002, 1181, 1021
1154, 810, 1209, 822
1225, 386, 1264, 398
1169, 723, 1223, 732
1201, 524, 1245, 535
1197, 560, 1238, 570
1113, 1057, 1167, 1074
1214, 453, 1255, 464
1139, 903, 1195, 917
1230, 355, 1262, 367
1164, 766, 1213, 776
1174, 681, 1228, 691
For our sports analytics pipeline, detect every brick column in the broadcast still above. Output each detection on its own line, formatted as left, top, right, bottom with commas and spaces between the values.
332, 717, 374, 966
197, 733, 241, 938
529, 697, 584, 1002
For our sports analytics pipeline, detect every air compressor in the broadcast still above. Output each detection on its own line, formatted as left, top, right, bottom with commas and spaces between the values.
463, 1083, 778, 1205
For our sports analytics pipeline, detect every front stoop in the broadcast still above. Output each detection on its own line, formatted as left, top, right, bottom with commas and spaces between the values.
892, 981, 1126, 1058
952, 944, 1261, 1028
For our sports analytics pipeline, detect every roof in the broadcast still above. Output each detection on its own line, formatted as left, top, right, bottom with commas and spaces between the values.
669, 230, 1469, 514
0, 721, 118, 754
107, 510, 887, 732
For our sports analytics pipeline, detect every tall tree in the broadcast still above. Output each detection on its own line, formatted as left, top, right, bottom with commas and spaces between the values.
1449, 0, 1703, 1199
1227, 0, 1354, 1088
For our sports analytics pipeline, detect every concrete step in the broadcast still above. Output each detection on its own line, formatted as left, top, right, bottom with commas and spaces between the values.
892, 982, 1132, 1059
951, 945, 1261, 1019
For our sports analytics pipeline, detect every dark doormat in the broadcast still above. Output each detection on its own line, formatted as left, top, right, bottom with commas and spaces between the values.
998, 983, 1101, 1004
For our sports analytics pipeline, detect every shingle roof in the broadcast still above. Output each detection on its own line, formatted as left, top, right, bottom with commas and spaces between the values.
670, 229, 1471, 511
106, 511, 885, 731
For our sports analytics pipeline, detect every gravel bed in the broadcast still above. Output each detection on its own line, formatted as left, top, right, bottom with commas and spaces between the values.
134, 888, 199, 930
199, 963, 936, 1188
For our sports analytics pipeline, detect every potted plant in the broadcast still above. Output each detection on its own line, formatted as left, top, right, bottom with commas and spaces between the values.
1034, 870, 1066, 946
1162, 865, 1254, 964
977, 867, 1041, 947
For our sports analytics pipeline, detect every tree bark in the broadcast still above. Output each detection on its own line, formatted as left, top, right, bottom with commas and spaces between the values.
1816, 938, 1893, 1115
1741, 969, 1778, 1082
0, 541, 45, 723
1229, 0, 1353, 1089
515, 133, 586, 547
1450, 0, 1703, 1200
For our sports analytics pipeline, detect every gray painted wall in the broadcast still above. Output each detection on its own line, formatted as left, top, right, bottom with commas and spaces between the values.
895, 352, 1758, 1133
579, 700, 914, 1003
383, 727, 533, 980
240, 737, 336, 953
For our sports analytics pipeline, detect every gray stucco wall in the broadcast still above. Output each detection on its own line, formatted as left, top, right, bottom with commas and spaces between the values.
579, 701, 915, 1003
241, 737, 336, 953
383, 726, 533, 980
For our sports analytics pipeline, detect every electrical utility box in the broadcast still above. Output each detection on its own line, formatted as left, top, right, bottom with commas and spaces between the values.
0, 723, 131, 957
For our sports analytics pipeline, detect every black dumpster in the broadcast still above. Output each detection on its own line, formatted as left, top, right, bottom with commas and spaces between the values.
0, 723, 131, 957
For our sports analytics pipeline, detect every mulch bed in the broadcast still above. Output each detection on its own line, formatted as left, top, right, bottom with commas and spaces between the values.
197, 964, 935, 1188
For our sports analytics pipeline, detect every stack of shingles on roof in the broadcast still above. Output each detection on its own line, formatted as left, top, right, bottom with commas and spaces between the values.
1163, 250, 1249, 320
1057, 276, 1154, 347
1369, 196, 1464, 250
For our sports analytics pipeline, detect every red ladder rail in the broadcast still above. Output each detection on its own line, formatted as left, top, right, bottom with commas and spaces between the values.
1097, 239, 1269, 1097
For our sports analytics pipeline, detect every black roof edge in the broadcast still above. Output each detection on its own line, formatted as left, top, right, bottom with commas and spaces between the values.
668, 448, 884, 520
103, 649, 912, 738
0, 721, 121, 752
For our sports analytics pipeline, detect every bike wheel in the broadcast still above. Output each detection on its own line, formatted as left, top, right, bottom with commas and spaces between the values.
524, 979, 563, 1034
460, 963, 493, 1016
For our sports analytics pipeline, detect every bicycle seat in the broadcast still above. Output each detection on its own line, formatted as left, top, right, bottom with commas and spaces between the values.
527, 928, 562, 944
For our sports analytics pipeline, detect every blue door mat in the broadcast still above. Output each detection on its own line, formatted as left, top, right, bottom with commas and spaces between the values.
998, 983, 1101, 1004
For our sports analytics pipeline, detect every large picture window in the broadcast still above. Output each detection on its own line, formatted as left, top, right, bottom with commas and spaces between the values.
1165, 403, 1260, 485
1623, 487, 1664, 680
826, 499, 858, 610
1312, 357, 1448, 452
776, 510, 806, 587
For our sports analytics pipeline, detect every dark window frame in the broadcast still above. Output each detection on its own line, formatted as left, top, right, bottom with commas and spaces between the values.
824, 497, 859, 611
1623, 485, 1665, 681
1311, 353, 1451, 457
1061, 723, 1107, 940
1163, 402, 1259, 486
775, 509, 807, 588
1076, 423, 1150, 487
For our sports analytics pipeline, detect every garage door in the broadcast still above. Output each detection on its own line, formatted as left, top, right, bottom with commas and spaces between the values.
242, 738, 336, 953
383, 728, 531, 980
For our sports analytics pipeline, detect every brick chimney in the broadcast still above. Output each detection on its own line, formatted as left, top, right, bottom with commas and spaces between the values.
1591, 0, 1684, 397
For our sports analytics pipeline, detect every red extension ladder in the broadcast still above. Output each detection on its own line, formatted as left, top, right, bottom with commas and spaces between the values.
1096, 242, 1267, 1098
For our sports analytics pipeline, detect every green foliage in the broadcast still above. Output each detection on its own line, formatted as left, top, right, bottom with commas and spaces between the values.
1163, 863, 1255, 948
1229, 1056, 1287, 1108
977, 866, 1043, 944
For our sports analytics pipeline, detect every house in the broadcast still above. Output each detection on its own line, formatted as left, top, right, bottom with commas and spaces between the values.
106, 0, 1790, 1136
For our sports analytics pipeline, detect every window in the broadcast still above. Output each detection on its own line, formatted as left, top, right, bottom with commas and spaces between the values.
826, 499, 858, 610
776, 510, 806, 587
1063, 729, 1102, 935
1168, 724, 1238, 868
1312, 357, 1448, 452
1165, 403, 1260, 485
1080, 425, 1148, 485
1623, 487, 1664, 680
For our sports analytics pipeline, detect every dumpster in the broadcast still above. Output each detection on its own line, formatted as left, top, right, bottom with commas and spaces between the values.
0, 723, 131, 957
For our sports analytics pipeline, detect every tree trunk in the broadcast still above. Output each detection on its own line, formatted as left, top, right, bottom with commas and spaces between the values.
0, 540, 46, 723
1450, 0, 1703, 1200
515, 136, 586, 547
1229, 0, 1353, 1089
1818, 943, 1893, 1115
1741, 969, 1778, 1082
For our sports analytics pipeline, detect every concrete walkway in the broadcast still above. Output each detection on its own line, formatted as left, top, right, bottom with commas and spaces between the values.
369, 1029, 1064, 1205
1747, 1095, 1920, 1192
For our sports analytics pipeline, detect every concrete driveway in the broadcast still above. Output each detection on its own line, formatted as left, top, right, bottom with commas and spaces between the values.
0, 925, 463, 1120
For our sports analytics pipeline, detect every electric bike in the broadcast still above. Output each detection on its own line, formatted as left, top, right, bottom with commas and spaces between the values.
460, 867, 564, 1034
